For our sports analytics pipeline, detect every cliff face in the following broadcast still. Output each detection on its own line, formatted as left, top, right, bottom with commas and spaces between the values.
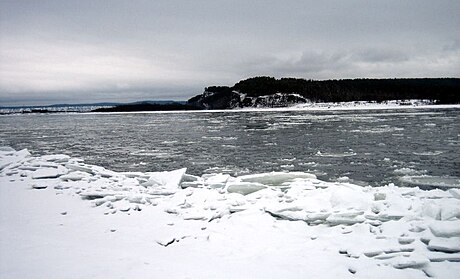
187, 88, 242, 109
187, 90, 308, 109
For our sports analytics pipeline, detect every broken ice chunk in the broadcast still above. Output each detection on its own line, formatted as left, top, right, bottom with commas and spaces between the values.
65, 163, 95, 174
265, 209, 306, 221
32, 166, 67, 179
142, 168, 187, 189
239, 172, 317, 187
226, 182, 266, 195
326, 211, 365, 225
60, 171, 91, 181
392, 255, 429, 269
428, 237, 460, 253
40, 154, 70, 163
203, 173, 230, 188
427, 252, 460, 262
398, 237, 415, 245
429, 220, 460, 237
449, 188, 460, 199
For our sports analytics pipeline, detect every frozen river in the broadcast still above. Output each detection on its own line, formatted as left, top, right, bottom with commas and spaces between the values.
1, 107, 459, 188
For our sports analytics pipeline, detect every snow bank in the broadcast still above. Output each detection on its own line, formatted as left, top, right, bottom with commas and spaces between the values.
1, 148, 460, 278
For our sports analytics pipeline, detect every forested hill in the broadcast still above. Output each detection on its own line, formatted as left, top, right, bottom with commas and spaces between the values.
187, 77, 460, 109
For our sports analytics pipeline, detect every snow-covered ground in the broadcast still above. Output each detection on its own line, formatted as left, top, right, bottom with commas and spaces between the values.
1, 147, 460, 278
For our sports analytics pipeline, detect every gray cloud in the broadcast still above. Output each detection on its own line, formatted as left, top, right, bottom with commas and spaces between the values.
351, 49, 410, 63
1, 0, 459, 105
235, 46, 460, 80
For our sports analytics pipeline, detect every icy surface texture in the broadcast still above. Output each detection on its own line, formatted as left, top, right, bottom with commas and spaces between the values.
1, 148, 460, 278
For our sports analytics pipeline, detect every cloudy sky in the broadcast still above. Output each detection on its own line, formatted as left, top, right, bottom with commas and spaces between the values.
1, 0, 459, 106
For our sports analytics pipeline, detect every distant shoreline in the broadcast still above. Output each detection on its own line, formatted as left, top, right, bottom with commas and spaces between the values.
2, 100, 460, 116
87, 102, 460, 115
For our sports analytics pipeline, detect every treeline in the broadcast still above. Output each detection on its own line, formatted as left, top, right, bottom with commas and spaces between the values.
192, 77, 460, 104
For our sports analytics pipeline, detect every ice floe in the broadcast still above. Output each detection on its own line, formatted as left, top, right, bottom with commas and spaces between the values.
400, 175, 460, 189
1, 147, 460, 278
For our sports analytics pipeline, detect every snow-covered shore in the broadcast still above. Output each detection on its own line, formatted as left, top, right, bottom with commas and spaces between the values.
1, 148, 460, 278
289, 100, 460, 111
89, 100, 460, 115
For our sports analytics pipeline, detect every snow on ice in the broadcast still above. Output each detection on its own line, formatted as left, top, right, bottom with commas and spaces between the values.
1, 148, 460, 278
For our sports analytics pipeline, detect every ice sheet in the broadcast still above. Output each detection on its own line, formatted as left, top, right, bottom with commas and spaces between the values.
1, 148, 460, 278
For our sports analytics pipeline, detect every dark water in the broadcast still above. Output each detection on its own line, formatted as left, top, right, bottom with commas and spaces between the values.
1, 108, 459, 187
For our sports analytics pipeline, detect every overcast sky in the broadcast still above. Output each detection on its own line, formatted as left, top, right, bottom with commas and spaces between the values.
1, 0, 459, 106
